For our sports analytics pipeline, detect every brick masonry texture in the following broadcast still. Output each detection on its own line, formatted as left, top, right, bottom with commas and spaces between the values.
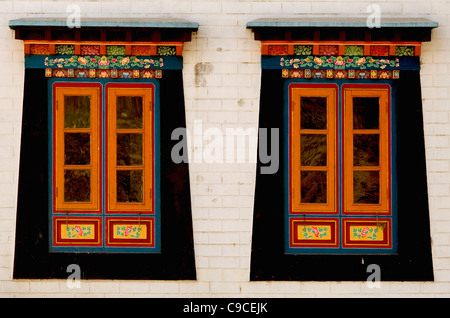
0, 0, 449, 297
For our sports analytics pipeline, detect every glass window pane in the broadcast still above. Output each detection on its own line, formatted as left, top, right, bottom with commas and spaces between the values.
353, 134, 379, 166
353, 97, 379, 129
300, 97, 327, 130
116, 96, 143, 129
64, 96, 91, 128
64, 133, 90, 165
301, 134, 327, 166
117, 170, 143, 203
117, 133, 143, 166
64, 169, 91, 202
301, 171, 327, 204
353, 171, 380, 204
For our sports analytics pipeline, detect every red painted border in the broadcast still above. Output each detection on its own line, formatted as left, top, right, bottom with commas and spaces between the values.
290, 218, 339, 248
53, 216, 102, 246
342, 218, 392, 248
105, 217, 154, 247
288, 83, 339, 215
104, 83, 155, 215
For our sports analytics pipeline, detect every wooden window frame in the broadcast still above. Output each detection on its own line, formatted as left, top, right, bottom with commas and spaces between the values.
290, 84, 338, 214
53, 84, 101, 212
343, 86, 391, 215
106, 85, 154, 214
287, 82, 394, 253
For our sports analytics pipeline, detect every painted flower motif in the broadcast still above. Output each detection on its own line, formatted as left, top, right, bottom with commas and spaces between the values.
121, 57, 130, 65
78, 57, 87, 65
314, 57, 323, 65
361, 227, 369, 238
74, 226, 83, 237
356, 57, 366, 66
98, 56, 109, 66
335, 56, 345, 66
311, 226, 319, 237
123, 226, 133, 237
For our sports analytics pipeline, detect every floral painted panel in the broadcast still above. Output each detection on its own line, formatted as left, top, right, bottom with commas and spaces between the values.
344, 45, 364, 56
80, 45, 100, 55
157, 46, 177, 56
30, 44, 50, 55
56, 45, 75, 55
395, 46, 415, 56
268, 45, 289, 55
44, 56, 164, 69
106, 218, 154, 247
280, 56, 400, 70
342, 219, 391, 248
53, 217, 102, 246
318, 45, 339, 55
106, 46, 126, 56
294, 45, 313, 56
290, 218, 339, 248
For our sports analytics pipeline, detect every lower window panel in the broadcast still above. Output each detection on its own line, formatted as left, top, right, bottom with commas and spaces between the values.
288, 217, 393, 253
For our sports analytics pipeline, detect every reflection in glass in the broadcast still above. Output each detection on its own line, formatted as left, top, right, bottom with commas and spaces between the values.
117, 133, 143, 166
300, 97, 327, 130
117, 170, 143, 203
301, 134, 327, 166
64, 96, 91, 128
116, 96, 143, 129
301, 171, 327, 204
353, 134, 379, 166
353, 171, 380, 204
64, 133, 90, 165
353, 97, 379, 129
64, 169, 91, 202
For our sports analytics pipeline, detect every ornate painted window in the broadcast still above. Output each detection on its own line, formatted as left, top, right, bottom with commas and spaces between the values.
12, 18, 197, 278
248, 17, 437, 280
287, 83, 394, 253
51, 82, 158, 252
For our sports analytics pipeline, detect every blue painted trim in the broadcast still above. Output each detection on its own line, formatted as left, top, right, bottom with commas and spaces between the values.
247, 17, 438, 29
48, 78, 161, 254
284, 78, 398, 255
9, 18, 199, 30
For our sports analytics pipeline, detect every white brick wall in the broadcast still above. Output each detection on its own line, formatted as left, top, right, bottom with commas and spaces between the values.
0, 0, 449, 297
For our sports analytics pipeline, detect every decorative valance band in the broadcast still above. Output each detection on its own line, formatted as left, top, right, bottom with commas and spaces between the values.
247, 16, 438, 79
9, 18, 198, 77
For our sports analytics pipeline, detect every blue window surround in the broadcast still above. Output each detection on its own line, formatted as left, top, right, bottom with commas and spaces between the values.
284, 79, 398, 255
48, 78, 161, 253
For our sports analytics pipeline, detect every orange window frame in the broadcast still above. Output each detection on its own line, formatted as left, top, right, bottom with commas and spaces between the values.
343, 87, 390, 214
290, 85, 337, 214
106, 87, 154, 213
54, 86, 101, 212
